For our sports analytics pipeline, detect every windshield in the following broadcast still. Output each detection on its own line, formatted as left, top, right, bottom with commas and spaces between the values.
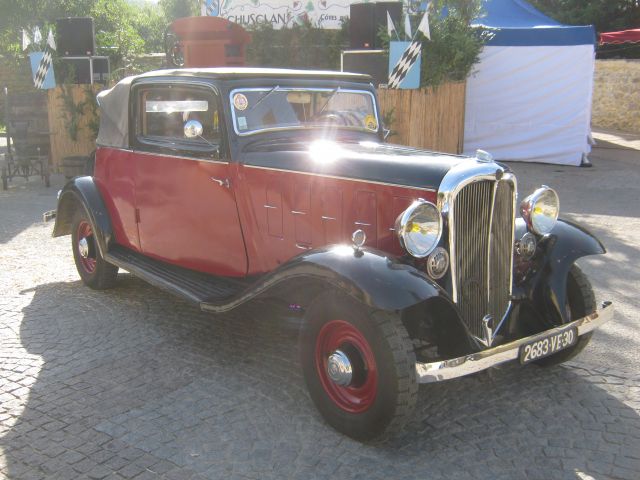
229, 87, 379, 136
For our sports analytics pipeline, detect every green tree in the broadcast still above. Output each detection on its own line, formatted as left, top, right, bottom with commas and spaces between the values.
132, 5, 167, 53
92, 0, 145, 58
159, 0, 199, 22
0, 0, 173, 58
529, 0, 640, 32
246, 21, 349, 70
418, 0, 489, 88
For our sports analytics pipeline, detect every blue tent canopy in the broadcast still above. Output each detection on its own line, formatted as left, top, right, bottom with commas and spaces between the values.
473, 0, 595, 46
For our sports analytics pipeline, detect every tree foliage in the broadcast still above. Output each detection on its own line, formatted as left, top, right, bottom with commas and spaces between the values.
246, 21, 349, 70
528, 0, 640, 33
159, 0, 199, 22
416, 0, 489, 88
0, 0, 175, 59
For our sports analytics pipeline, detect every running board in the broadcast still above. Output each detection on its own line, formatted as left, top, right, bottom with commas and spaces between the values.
105, 246, 252, 306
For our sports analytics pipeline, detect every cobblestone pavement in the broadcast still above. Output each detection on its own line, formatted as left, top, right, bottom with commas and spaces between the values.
1, 146, 640, 480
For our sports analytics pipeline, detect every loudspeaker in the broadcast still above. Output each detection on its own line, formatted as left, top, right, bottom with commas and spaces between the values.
56, 17, 95, 56
342, 50, 388, 87
350, 2, 402, 49
58, 57, 110, 85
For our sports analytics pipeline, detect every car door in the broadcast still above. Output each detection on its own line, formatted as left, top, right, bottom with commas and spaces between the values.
131, 81, 247, 277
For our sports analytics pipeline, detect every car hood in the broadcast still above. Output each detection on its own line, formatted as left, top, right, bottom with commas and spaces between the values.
239, 138, 473, 191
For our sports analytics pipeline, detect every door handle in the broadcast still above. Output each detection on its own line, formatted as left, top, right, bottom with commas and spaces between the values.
210, 177, 230, 188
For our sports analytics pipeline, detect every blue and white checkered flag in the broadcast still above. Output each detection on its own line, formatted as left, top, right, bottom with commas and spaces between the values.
202, 0, 219, 16
388, 9, 430, 89
388, 40, 422, 89
29, 49, 56, 90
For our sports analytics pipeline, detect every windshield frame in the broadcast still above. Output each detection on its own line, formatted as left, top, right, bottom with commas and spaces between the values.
228, 87, 380, 137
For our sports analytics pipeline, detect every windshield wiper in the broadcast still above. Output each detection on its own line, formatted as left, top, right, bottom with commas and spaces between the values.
248, 85, 280, 112
316, 87, 341, 116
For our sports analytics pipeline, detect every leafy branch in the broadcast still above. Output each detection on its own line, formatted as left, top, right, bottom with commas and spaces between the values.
57, 85, 101, 142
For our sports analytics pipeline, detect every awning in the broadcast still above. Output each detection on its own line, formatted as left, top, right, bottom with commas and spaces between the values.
600, 29, 640, 45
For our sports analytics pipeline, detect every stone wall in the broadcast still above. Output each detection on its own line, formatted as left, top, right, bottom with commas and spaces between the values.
592, 59, 640, 134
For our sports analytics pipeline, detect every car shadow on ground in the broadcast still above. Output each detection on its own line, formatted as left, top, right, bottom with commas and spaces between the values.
1, 276, 638, 479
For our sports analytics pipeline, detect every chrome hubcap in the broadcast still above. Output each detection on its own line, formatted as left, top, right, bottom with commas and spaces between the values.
326, 350, 353, 386
78, 237, 89, 258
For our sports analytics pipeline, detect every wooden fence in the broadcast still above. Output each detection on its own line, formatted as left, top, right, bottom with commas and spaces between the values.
377, 82, 466, 154
47, 85, 103, 171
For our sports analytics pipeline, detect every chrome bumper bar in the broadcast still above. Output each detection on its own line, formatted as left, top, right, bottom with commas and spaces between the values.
415, 301, 614, 383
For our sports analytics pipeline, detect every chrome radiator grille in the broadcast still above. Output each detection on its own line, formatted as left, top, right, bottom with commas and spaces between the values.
451, 179, 515, 338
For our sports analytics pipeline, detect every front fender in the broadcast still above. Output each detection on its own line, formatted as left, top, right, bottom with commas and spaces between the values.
52, 176, 113, 256
204, 245, 450, 311
523, 218, 605, 325
201, 244, 478, 354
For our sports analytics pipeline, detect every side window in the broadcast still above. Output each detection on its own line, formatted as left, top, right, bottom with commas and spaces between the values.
136, 85, 221, 149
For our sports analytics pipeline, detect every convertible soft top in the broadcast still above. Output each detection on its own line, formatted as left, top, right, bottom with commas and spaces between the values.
96, 76, 135, 149
95, 68, 371, 149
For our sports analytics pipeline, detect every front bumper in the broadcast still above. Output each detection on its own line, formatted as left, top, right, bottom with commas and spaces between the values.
415, 301, 614, 383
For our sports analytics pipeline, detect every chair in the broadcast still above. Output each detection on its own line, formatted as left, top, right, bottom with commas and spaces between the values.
2, 118, 50, 190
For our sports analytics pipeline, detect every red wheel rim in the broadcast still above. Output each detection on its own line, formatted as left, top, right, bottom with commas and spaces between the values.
76, 221, 97, 274
315, 320, 378, 413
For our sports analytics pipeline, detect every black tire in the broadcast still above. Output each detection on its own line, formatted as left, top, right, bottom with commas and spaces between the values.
300, 292, 418, 442
535, 264, 595, 367
71, 209, 118, 290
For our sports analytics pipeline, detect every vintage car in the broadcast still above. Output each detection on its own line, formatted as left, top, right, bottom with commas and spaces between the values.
51, 68, 613, 441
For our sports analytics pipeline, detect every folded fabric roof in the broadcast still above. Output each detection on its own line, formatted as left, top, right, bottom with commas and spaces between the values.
600, 29, 640, 45
473, 0, 596, 46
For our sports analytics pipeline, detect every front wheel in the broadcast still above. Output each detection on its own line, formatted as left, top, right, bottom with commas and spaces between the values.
71, 209, 118, 290
300, 292, 418, 441
535, 264, 595, 367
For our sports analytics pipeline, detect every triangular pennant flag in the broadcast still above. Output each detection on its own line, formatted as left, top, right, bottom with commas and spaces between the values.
22, 30, 31, 51
387, 11, 398, 40
417, 4, 430, 40
33, 26, 42, 44
404, 15, 412, 40
47, 28, 56, 50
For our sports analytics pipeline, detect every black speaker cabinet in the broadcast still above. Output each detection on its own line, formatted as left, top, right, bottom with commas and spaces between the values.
58, 57, 110, 85
342, 50, 388, 87
350, 2, 402, 49
56, 17, 96, 56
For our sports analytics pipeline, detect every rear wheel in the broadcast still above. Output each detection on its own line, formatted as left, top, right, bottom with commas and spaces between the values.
535, 264, 595, 367
71, 209, 118, 290
300, 292, 417, 441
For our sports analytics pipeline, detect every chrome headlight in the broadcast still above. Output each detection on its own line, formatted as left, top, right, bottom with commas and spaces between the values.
520, 186, 559, 235
396, 200, 442, 258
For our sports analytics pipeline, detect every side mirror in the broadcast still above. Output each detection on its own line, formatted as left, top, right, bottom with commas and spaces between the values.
184, 119, 203, 139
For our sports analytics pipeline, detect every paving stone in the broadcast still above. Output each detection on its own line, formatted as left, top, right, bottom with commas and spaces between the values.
0, 174, 639, 480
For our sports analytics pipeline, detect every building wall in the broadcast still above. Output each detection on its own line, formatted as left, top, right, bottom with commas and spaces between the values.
592, 59, 640, 134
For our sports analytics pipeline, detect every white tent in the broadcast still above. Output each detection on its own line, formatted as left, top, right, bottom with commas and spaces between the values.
463, 0, 596, 166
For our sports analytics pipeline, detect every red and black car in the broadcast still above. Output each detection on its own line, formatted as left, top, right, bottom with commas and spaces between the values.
52, 68, 613, 441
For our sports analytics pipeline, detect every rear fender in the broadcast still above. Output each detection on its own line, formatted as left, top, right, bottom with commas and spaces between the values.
53, 176, 113, 256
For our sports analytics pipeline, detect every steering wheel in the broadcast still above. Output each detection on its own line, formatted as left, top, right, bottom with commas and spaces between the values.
313, 110, 349, 126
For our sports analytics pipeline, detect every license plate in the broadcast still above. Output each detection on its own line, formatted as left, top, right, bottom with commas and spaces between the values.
519, 327, 578, 364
